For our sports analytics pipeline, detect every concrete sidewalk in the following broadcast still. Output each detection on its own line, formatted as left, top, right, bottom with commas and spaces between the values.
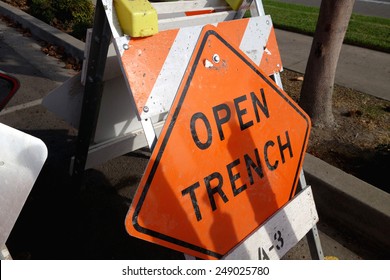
276, 29, 390, 101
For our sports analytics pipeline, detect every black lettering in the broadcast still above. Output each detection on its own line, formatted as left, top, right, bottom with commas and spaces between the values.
122, 267, 128, 276
190, 112, 212, 150
278, 130, 293, 163
204, 172, 229, 211
234, 95, 253, 131
274, 230, 284, 250
251, 88, 270, 123
227, 158, 247, 196
259, 247, 270, 260
244, 148, 264, 185
212, 103, 231, 141
264, 140, 278, 171
182, 182, 202, 221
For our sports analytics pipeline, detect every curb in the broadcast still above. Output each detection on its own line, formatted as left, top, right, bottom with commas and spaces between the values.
1, 1, 389, 257
303, 154, 390, 256
0, 1, 85, 61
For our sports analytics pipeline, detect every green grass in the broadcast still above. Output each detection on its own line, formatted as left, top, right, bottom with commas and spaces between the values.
262, 0, 390, 53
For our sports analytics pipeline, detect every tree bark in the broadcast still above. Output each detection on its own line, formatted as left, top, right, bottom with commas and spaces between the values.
299, 0, 355, 127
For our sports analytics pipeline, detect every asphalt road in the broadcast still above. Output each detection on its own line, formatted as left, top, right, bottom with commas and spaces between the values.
276, 0, 390, 19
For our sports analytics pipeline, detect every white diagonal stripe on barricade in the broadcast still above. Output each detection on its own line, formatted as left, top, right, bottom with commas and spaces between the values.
239, 16, 272, 66
141, 26, 203, 119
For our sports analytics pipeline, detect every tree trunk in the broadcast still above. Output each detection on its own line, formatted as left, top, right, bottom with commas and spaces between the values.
299, 0, 355, 127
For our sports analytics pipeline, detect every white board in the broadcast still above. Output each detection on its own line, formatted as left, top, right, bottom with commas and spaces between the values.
223, 186, 318, 260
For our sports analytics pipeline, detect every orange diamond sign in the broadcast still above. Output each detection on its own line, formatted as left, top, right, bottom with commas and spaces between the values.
125, 25, 311, 259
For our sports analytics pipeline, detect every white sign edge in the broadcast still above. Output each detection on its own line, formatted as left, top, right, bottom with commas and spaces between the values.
222, 186, 319, 260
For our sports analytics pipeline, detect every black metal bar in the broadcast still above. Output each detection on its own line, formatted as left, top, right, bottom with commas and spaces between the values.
71, 0, 111, 186
234, 0, 253, 19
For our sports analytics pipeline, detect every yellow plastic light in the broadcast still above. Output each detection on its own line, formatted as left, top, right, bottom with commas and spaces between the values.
114, 0, 158, 37
225, 0, 244, 10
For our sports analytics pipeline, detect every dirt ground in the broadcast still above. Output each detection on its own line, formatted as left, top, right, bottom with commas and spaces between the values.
280, 70, 389, 193
2, 0, 390, 194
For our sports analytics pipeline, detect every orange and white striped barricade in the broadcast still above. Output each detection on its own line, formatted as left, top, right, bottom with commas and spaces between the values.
114, 15, 283, 148
120, 23, 323, 260
42, 0, 323, 259
42, 0, 282, 170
